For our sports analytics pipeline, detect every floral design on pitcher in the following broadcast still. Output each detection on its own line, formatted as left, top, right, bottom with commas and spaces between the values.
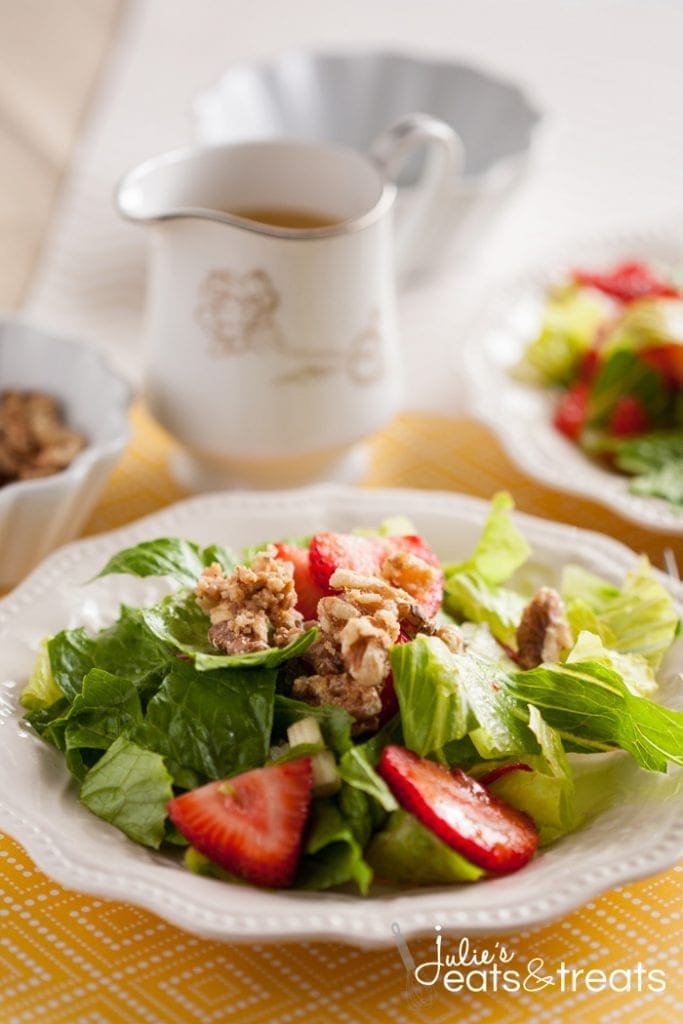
347, 311, 384, 385
195, 268, 385, 386
195, 269, 281, 356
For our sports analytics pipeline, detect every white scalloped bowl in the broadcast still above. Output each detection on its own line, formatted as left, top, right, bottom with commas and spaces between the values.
0, 320, 131, 588
193, 50, 545, 267
0, 487, 681, 947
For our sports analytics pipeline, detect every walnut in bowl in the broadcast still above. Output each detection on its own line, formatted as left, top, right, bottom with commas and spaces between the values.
0, 320, 131, 587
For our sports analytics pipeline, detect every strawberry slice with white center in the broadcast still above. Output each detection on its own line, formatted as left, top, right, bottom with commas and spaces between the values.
378, 745, 538, 874
168, 758, 313, 888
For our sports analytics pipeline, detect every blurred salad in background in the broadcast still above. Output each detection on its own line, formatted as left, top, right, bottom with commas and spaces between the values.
516, 261, 683, 509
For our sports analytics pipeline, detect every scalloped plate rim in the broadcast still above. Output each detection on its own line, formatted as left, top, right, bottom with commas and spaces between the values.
0, 484, 681, 948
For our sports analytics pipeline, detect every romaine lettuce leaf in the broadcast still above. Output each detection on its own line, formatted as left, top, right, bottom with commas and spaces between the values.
143, 661, 276, 787
79, 736, 173, 848
337, 747, 398, 813
586, 349, 670, 429
392, 636, 535, 762
141, 589, 317, 670
443, 572, 526, 646
567, 630, 658, 697
445, 492, 531, 587
96, 537, 236, 585
20, 638, 63, 711
486, 706, 579, 846
629, 460, 683, 507
366, 809, 484, 884
63, 669, 143, 754
48, 607, 175, 706
561, 564, 621, 609
443, 493, 530, 644
390, 635, 467, 759
508, 659, 683, 771
561, 558, 679, 669
296, 800, 373, 894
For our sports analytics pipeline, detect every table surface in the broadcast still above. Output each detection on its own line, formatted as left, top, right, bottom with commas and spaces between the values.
1, 2, 683, 1022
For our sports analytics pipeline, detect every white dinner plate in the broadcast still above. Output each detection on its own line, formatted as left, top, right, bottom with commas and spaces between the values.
463, 227, 683, 533
0, 486, 681, 947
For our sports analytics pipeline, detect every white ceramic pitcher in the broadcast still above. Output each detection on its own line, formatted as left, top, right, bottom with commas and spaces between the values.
116, 115, 461, 489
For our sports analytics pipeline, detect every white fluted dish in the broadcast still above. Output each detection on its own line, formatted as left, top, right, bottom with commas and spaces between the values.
463, 226, 683, 532
0, 320, 131, 587
0, 486, 681, 947
193, 50, 545, 271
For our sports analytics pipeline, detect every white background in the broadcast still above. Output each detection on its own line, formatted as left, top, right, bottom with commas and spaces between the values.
25, 0, 683, 413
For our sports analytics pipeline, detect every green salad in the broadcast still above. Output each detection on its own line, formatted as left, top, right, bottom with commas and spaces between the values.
21, 494, 683, 893
516, 260, 683, 509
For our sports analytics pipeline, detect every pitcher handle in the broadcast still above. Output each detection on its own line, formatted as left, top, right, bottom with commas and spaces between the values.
371, 113, 463, 281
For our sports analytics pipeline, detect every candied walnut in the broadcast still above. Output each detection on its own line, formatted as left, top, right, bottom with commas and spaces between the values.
434, 623, 465, 655
516, 586, 573, 669
195, 547, 304, 655
381, 550, 439, 601
292, 673, 381, 734
0, 389, 85, 484
293, 567, 414, 732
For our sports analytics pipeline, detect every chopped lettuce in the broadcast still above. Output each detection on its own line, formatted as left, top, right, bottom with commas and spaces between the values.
486, 706, 579, 846
366, 809, 484, 885
443, 493, 530, 645
445, 492, 531, 587
96, 537, 236, 585
567, 630, 658, 697
508, 660, 683, 772
628, 460, 683, 507
585, 349, 670, 430
514, 285, 607, 386
20, 496, 683, 896
392, 636, 535, 762
20, 638, 63, 711
142, 661, 276, 787
296, 800, 373, 894
390, 635, 467, 759
63, 669, 143, 757
79, 736, 173, 849
562, 558, 679, 670
48, 607, 174, 705
141, 589, 317, 670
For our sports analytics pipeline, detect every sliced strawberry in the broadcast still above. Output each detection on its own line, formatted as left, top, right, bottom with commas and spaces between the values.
309, 530, 444, 618
478, 762, 532, 787
608, 394, 650, 437
168, 758, 313, 888
308, 532, 385, 591
553, 380, 590, 441
378, 745, 538, 874
273, 542, 325, 620
573, 262, 680, 303
580, 347, 602, 382
641, 344, 683, 388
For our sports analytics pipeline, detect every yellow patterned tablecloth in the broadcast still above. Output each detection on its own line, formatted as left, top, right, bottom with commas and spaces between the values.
1, 405, 682, 1024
